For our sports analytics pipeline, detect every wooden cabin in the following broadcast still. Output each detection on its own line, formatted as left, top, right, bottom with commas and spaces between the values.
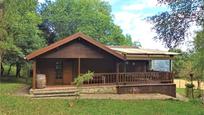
26, 32, 178, 97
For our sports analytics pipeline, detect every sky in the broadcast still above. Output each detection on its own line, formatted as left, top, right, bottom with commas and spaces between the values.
105, 0, 168, 50
38, 0, 198, 51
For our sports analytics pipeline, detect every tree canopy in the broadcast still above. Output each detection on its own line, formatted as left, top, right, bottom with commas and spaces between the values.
149, 0, 204, 83
193, 26, 204, 81
0, 0, 133, 77
0, 0, 45, 77
39, 0, 132, 45
149, 0, 204, 49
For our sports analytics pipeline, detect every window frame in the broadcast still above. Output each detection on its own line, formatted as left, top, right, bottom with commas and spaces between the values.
55, 60, 63, 79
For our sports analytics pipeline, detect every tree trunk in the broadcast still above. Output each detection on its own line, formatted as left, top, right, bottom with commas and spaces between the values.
15, 63, 21, 78
1, 62, 4, 77
197, 80, 201, 89
0, 53, 2, 78
0, 0, 4, 78
7, 64, 13, 76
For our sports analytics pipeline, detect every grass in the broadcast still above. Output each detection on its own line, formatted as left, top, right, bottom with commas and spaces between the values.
0, 83, 204, 115
177, 88, 185, 96
177, 88, 204, 97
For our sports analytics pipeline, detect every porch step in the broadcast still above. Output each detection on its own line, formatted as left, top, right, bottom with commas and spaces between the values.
33, 93, 78, 98
30, 88, 78, 98
32, 89, 77, 95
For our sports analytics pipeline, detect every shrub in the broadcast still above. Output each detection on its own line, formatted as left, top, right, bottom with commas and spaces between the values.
185, 83, 195, 98
73, 71, 94, 87
73, 71, 94, 98
185, 83, 195, 88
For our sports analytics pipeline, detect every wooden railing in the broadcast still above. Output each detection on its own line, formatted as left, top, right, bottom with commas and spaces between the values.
84, 72, 173, 85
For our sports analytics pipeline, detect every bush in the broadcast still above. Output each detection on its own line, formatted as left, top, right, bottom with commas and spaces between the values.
185, 83, 195, 88
69, 71, 94, 106
194, 89, 203, 98
73, 71, 94, 87
189, 99, 203, 105
185, 83, 195, 98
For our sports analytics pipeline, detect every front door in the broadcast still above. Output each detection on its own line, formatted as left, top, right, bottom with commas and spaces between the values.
55, 60, 73, 85
63, 60, 73, 85
55, 60, 63, 84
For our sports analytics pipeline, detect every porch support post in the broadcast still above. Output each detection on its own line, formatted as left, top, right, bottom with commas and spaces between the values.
78, 58, 81, 76
32, 61, 36, 89
169, 59, 173, 83
123, 62, 126, 72
169, 60, 172, 72
116, 62, 119, 85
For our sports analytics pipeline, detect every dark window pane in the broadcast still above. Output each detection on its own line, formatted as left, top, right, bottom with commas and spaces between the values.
55, 60, 63, 79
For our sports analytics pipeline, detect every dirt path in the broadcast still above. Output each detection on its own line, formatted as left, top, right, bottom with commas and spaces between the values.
176, 93, 189, 102
32, 93, 178, 100
14, 85, 31, 97
79, 93, 174, 100
14, 85, 187, 101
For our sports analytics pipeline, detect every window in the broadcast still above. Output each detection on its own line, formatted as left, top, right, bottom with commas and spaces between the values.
55, 60, 63, 79
151, 60, 170, 72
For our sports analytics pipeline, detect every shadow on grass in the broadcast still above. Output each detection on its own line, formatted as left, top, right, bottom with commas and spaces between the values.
0, 76, 31, 85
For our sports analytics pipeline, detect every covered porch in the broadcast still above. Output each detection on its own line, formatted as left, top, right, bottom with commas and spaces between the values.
31, 57, 174, 88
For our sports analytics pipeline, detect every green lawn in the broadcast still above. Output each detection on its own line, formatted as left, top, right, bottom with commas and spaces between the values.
176, 88, 185, 96
0, 83, 204, 115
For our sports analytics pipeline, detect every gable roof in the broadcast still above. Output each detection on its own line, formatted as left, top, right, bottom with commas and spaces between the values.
108, 46, 179, 60
26, 32, 125, 60
109, 46, 179, 55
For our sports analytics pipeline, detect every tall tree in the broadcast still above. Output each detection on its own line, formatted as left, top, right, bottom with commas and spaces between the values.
149, 0, 204, 85
39, 0, 132, 45
1, 0, 45, 77
193, 27, 204, 82
148, 0, 204, 49
169, 49, 190, 78
0, 0, 4, 77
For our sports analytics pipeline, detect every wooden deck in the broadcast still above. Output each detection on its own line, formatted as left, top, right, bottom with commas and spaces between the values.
30, 72, 175, 97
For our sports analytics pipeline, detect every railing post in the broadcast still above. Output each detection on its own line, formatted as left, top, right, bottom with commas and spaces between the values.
78, 58, 81, 76
116, 63, 119, 85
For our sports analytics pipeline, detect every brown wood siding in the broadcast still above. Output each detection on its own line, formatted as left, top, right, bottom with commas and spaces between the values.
36, 58, 118, 85
26, 32, 125, 60
36, 59, 149, 85
63, 60, 73, 85
37, 59, 56, 85
117, 84, 176, 97
39, 39, 118, 59
80, 59, 117, 74
72, 59, 78, 80
126, 60, 148, 72
119, 60, 149, 72
36, 59, 75, 85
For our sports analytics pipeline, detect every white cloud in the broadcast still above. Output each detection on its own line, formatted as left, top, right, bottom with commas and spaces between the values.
110, 0, 170, 50
123, 4, 146, 11
113, 10, 201, 51
122, 0, 161, 11
112, 0, 198, 51
38, 0, 45, 3
114, 11, 167, 50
